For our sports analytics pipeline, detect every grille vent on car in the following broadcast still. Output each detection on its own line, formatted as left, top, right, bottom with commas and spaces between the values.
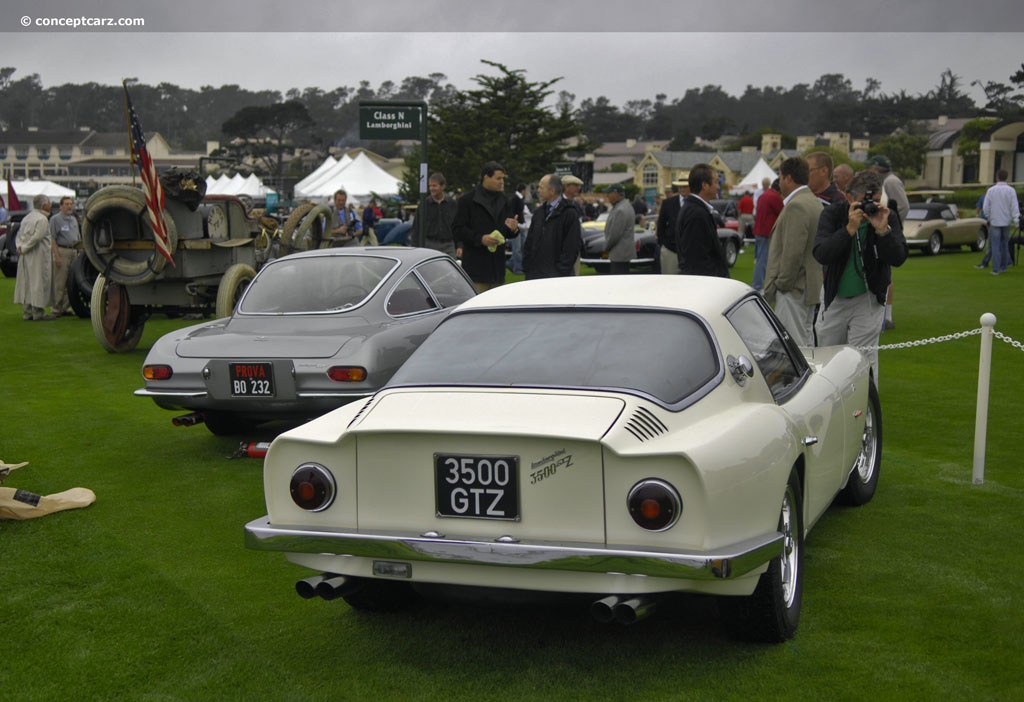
623, 407, 668, 442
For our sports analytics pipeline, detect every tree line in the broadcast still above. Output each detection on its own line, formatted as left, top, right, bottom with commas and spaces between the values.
2, 62, 1022, 193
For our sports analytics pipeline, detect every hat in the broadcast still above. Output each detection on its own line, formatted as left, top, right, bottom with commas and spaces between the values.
562, 174, 584, 186
867, 155, 891, 171
605, 183, 625, 194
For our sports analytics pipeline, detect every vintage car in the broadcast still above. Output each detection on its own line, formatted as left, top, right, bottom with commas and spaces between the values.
580, 219, 741, 272
903, 196, 987, 255
135, 247, 476, 435
709, 198, 741, 232
579, 220, 660, 272
245, 276, 881, 642
0, 210, 28, 278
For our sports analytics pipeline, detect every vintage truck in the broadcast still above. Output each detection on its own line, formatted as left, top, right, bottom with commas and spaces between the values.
81, 172, 280, 352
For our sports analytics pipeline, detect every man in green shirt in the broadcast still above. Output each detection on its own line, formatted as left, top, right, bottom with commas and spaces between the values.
813, 170, 908, 381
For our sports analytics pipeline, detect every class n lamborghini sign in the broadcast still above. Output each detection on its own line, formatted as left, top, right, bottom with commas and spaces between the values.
359, 104, 423, 140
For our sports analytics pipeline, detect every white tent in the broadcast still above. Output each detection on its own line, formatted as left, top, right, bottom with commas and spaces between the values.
240, 173, 276, 196
293, 156, 338, 194
299, 153, 401, 200
204, 173, 275, 197
10, 179, 76, 202
731, 157, 777, 194
294, 154, 353, 199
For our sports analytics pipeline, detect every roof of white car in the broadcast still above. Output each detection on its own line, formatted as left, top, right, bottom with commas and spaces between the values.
458, 275, 754, 316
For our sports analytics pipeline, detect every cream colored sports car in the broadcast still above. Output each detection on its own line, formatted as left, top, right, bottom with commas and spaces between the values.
245, 276, 880, 642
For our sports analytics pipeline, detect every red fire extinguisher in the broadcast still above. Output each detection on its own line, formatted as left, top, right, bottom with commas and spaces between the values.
232, 441, 271, 459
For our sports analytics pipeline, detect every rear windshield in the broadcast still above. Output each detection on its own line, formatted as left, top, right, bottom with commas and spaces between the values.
239, 255, 396, 314
389, 309, 719, 405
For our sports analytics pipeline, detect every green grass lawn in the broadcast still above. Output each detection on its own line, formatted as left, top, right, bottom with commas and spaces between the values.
2, 247, 1022, 701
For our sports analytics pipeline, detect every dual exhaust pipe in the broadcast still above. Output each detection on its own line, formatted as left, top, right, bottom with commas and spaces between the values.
591, 595, 658, 625
295, 573, 363, 601
296, 575, 657, 624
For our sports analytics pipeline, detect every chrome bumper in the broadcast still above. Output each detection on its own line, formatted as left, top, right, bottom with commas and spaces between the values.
244, 517, 782, 581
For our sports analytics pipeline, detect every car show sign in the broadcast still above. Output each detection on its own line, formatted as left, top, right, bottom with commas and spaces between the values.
359, 101, 428, 247
358, 103, 423, 140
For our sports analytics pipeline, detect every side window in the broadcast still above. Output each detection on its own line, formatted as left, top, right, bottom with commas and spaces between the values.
727, 298, 805, 401
387, 273, 438, 316
416, 259, 476, 308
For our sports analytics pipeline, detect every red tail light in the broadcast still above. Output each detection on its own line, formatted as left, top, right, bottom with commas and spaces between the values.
627, 479, 681, 531
327, 366, 367, 382
143, 365, 173, 380
290, 463, 336, 512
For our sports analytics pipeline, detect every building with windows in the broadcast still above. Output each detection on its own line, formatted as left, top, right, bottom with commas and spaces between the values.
0, 128, 213, 197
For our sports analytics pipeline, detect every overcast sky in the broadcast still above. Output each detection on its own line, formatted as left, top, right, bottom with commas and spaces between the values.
2, 0, 1022, 114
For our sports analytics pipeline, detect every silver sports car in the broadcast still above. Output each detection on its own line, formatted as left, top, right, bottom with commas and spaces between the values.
136, 247, 476, 435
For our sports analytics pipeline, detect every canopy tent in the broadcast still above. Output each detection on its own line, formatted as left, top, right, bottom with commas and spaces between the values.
730, 158, 778, 194
296, 153, 401, 200
10, 179, 76, 203
293, 156, 338, 194
293, 155, 354, 199
204, 173, 275, 196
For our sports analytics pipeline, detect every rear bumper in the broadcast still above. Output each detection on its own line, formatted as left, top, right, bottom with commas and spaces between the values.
244, 516, 782, 581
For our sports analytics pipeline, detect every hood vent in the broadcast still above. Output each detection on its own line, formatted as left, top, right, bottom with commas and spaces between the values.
347, 398, 373, 428
623, 407, 668, 442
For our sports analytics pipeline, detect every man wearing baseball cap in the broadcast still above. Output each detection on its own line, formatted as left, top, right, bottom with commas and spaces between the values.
867, 154, 908, 330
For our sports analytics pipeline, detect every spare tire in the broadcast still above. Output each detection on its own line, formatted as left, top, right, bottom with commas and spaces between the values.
280, 202, 317, 251
292, 204, 333, 250
82, 186, 178, 285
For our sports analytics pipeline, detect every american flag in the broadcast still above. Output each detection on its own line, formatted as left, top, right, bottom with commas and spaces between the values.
123, 83, 175, 267
6, 177, 22, 211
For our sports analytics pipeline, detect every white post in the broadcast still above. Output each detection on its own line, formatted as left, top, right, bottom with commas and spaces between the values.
972, 313, 997, 485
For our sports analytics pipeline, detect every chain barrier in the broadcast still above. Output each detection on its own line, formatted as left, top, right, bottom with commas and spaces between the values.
856, 328, 1024, 353
993, 330, 1024, 353
857, 328, 981, 352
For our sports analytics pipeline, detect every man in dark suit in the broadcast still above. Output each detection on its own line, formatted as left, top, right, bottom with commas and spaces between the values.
656, 183, 687, 275
675, 164, 729, 278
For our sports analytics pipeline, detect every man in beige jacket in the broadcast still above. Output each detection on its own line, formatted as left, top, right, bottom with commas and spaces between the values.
763, 156, 823, 346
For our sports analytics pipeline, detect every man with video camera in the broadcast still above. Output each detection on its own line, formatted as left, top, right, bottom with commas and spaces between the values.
814, 170, 908, 381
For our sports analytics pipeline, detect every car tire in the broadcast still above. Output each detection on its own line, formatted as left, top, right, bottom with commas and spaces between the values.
201, 411, 256, 437
82, 186, 178, 285
723, 238, 739, 268
67, 254, 99, 319
927, 232, 942, 256
280, 202, 317, 251
971, 227, 987, 253
838, 380, 882, 506
719, 469, 803, 642
90, 274, 148, 353
0, 233, 18, 278
215, 263, 257, 318
341, 579, 418, 612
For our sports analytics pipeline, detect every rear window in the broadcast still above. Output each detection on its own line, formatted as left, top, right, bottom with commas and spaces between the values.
389, 309, 720, 405
239, 255, 396, 314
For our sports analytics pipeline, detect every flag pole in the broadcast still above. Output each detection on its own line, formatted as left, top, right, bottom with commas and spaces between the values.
122, 79, 138, 188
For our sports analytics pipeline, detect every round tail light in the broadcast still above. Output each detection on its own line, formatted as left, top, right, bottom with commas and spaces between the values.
627, 479, 681, 531
289, 463, 336, 512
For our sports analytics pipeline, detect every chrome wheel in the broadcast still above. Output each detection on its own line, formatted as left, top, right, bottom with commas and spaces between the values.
779, 485, 799, 608
853, 396, 878, 484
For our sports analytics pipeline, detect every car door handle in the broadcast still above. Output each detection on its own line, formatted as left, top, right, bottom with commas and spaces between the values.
802, 436, 818, 446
